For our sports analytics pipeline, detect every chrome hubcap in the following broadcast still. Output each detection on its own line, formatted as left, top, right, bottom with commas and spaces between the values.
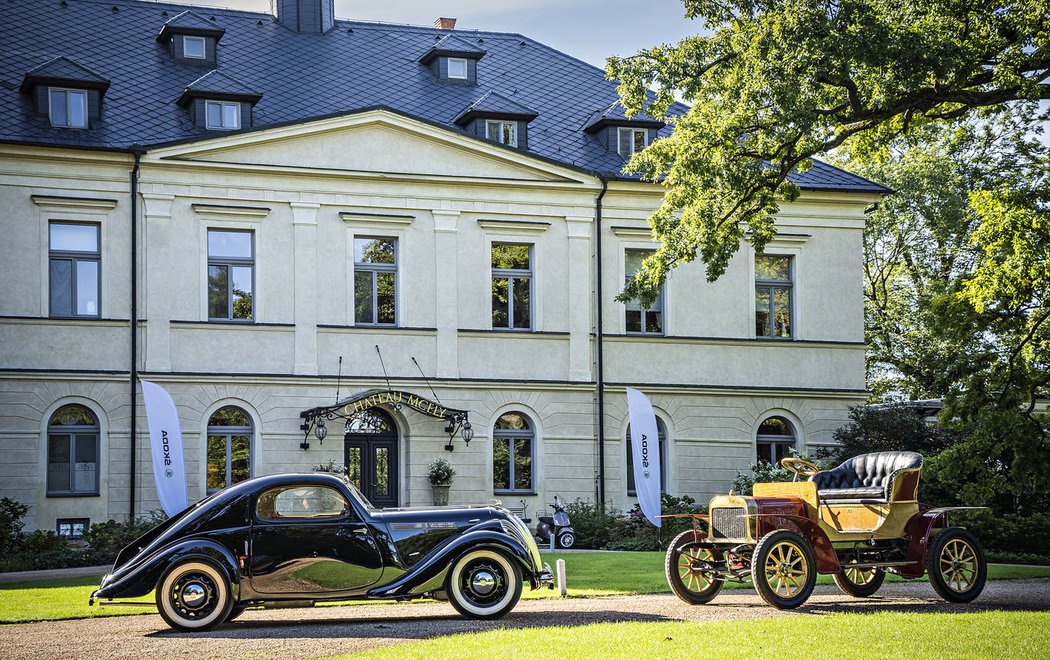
180, 582, 207, 609
471, 570, 497, 596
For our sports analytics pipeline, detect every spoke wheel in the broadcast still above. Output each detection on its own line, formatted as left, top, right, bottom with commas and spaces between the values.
445, 549, 523, 620
927, 527, 987, 603
665, 530, 724, 605
751, 530, 817, 609
833, 565, 886, 597
156, 560, 233, 632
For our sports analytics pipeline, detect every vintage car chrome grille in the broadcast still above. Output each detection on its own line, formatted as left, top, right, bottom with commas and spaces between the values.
711, 507, 748, 540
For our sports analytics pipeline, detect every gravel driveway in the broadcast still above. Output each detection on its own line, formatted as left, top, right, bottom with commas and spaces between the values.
4, 579, 1049, 660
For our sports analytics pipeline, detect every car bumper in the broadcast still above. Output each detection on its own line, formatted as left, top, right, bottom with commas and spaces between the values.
535, 562, 555, 589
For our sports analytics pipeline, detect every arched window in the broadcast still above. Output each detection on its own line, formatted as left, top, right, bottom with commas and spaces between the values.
756, 416, 796, 463
47, 404, 100, 496
626, 418, 667, 495
492, 412, 534, 494
207, 406, 252, 492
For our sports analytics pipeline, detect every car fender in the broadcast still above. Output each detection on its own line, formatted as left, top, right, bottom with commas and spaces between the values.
367, 527, 532, 599
749, 513, 840, 574
92, 538, 241, 601
898, 506, 988, 578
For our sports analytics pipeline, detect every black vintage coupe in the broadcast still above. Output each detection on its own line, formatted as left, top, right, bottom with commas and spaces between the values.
90, 473, 553, 631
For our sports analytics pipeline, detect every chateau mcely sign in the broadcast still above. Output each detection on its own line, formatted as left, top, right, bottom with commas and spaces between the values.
341, 390, 448, 419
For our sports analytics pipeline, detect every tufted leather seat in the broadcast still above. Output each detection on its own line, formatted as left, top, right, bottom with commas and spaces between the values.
809, 451, 923, 502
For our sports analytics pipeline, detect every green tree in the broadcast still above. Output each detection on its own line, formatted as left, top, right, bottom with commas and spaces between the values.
830, 108, 1040, 400
609, 0, 1050, 303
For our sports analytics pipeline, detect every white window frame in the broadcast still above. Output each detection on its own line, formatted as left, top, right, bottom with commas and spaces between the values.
491, 242, 533, 330
617, 127, 648, 158
48, 87, 88, 129
486, 120, 518, 147
205, 100, 241, 130
447, 57, 468, 79
183, 35, 207, 59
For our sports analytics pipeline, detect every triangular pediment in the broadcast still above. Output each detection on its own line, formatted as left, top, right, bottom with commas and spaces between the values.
145, 109, 587, 184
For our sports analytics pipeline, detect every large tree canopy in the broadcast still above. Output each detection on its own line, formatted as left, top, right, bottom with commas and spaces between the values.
610, 0, 1050, 302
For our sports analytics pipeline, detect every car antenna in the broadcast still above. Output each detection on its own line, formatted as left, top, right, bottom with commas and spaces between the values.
411, 356, 443, 405
375, 345, 395, 393
335, 355, 343, 404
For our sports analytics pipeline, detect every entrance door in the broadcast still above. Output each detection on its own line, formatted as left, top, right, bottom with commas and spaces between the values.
344, 409, 399, 508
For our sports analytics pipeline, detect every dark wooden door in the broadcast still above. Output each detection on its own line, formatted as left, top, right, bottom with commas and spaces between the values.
344, 409, 399, 508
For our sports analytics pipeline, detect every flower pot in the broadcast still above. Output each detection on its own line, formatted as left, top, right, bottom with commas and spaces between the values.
431, 484, 451, 506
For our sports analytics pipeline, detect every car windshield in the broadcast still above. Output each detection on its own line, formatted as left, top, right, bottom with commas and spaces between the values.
343, 477, 378, 512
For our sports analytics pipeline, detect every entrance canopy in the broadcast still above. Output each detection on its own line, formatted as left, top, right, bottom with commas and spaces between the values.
299, 389, 473, 451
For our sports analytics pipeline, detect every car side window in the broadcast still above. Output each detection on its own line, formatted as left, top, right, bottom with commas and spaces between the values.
256, 485, 350, 521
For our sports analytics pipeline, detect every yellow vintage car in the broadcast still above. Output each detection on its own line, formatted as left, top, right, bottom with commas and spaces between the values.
664, 451, 987, 609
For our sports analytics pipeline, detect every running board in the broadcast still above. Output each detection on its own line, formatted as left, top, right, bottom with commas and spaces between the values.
840, 560, 917, 570
93, 600, 156, 607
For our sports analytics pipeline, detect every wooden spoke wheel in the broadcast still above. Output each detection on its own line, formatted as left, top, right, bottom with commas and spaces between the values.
665, 530, 724, 605
751, 530, 817, 609
833, 565, 886, 597
927, 527, 987, 603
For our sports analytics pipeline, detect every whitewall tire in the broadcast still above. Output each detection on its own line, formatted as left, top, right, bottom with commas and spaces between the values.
156, 560, 234, 632
445, 549, 523, 620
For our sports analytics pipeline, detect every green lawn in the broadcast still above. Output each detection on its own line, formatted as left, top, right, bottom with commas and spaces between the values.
346, 611, 1050, 659
2, 553, 1048, 624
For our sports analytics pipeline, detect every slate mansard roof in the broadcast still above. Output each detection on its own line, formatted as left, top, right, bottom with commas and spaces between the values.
0, 0, 886, 191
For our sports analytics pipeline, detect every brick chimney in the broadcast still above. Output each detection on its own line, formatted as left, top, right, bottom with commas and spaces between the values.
434, 17, 457, 30
272, 0, 335, 33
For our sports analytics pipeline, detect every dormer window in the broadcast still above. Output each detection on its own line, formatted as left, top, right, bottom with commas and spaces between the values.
454, 91, 537, 150
183, 36, 207, 59
447, 58, 468, 80
206, 101, 241, 130
486, 120, 517, 147
49, 88, 88, 128
20, 57, 109, 130
584, 100, 666, 158
177, 70, 260, 131
617, 127, 648, 158
157, 10, 225, 65
419, 34, 486, 85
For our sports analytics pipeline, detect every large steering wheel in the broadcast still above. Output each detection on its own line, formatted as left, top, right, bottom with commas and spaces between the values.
780, 457, 820, 482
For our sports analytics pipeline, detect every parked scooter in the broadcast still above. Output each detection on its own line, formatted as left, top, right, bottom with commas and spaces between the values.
535, 495, 576, 548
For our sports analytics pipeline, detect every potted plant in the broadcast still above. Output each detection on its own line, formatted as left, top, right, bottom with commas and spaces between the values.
428, 458, 455, 506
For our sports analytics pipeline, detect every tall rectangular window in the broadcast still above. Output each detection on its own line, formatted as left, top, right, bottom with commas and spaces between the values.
624, 249, 663, 335
353, 237, 397, 326
207, 229, 254, 321
49, 88, 88, 128
491, 243, 532, 330
617, 127, 647, 158
49, 222, 100, 318
755, 254, 793, 338
205, 100, 241, 130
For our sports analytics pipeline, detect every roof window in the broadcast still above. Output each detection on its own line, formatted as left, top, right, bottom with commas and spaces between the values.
20, 56, 109, 130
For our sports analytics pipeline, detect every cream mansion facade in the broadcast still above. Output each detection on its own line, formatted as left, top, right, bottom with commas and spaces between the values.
0, 0, 884, 534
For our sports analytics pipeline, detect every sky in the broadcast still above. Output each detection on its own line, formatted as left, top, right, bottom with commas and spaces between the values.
161, 0, 701, 69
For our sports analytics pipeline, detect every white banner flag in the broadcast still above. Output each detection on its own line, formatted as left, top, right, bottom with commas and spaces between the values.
141, 379, 188, 517
627, 387, 661, 528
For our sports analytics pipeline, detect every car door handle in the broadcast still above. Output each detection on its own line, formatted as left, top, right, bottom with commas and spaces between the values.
353, 528, 370, 536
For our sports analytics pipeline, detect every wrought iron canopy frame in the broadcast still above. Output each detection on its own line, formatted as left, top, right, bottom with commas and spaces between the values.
299, 389, 472, 451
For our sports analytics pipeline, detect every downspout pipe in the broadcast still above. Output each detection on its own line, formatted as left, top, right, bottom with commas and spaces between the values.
594, 175, 609, 510
129, 149, 142, 520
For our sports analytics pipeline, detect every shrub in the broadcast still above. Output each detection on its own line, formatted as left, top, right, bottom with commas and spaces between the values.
84, 510, 168, 562
731, 450, 827, 496
427, 458, 455, 486
0, 497, 29, 555
953, 511, 1050, 559
562, 499, 626, 549
313, 459, 342, 474
619, 493, 707, 550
